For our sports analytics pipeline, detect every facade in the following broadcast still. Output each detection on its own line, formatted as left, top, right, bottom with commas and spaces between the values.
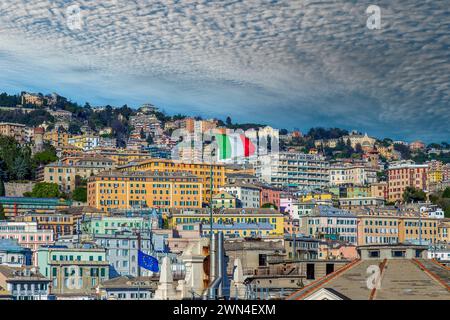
99, 276, 156, 300
387, 160, 428, 202
0, 239, 32, 266
328, 165, 377, 186
302, 206, 358, 245
68, 134, 100, 151
212, 191, 236, 209
284, 235, 319, 260
258, 185, 282, 208
0, 222, 54, 265
14, 213, 80, 240
87, 171, 203, 213
170, 208, 284, 236
93, 231, 160, 278
117, 159, 226, 204
43, 128, 70, 148
0, 265, 51, 300
220, 183, 260, 208
0, 197, 72, 218
255, 152, 329, 190
338, 197, 385, 210
82, 216, 152, 235
0, 122, 27, 143
36, 245, 109, 296
42, 156, 115, 193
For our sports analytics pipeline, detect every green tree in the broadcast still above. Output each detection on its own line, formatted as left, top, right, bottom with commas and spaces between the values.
0, 179, 4, 197
33, 149, 58, 166
442, 187, 450, 199
72, 187, 87, 202
0, 204, 5, 220
25, 182, 62, 198
261, 203, 278, 209
402, 186, 426, 203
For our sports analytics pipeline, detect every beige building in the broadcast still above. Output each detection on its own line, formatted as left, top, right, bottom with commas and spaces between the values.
41, 156, 115, 193
0, 122, 27, 143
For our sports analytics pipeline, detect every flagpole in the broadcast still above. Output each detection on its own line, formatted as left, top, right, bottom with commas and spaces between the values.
137, 231, 141, 277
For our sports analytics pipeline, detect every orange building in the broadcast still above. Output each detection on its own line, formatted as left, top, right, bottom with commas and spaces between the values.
117, 159, 226, 203
87, 170, 203, 213
387, 161, 428, 202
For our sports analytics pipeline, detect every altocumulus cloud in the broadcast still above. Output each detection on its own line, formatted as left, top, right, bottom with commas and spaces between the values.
0, 0, 449, 142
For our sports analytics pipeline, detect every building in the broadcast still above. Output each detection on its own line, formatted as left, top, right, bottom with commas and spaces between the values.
36, 244, 109, 297
43, 128, 70, 148
0, 239, 32, 266
170, 208, 284, 237
0, 122, 27, 143
14, 213, 80, 240
387, 160, 428, 202
410, 140, 426, 151
255, 152, 329, 190
93, 230, 164, 278
301, 206, 358, 245
201, 222, 275, 238
41, 156, 115, 193
98, 276, 157, 300
117, 159, 226, 204
284, 235, 319, 260
87, 170, 203, 213
82, 216, 153, 235
220, 183, 261, 208
0, 222, 54, 265
329, 164, 377, 186
0, 197, 72, 218
338, 197, 385, 210
370, 182, 388, 200
288, 244, 450, 300
212, 191, 236, 209
257, 184, 282, 208
0, 265, 51, 300
68, 134, 100, 151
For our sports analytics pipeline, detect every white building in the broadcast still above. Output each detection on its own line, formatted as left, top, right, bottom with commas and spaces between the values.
255, 152, 329, 190
329, 165, 377, 186
220, 183, 261, 208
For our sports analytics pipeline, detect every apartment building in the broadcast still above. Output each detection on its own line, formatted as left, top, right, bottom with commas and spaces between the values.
41, 156, 115, 193
68, 134, 100, 151
36, 245, 109, 297
43, 128, 70, 148
87, 170, 203, 212
0, 222, 54, 265
387, 160, 428, 202
300, 206, 358, 245
117, 159, 226, 203
14, 213, 80, 240
329, 164, 377, 186
220, 183, 261, 208
0, 122, 27, 143
170, 208, 284, 236
255, 152, 329, 190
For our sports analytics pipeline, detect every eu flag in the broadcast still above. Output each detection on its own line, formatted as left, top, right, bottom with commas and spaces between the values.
138, 250, 159, 272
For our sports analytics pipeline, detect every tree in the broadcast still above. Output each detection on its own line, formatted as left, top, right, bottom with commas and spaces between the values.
261, 203, 278, 209
0, 204, 5, 220
140, 128, 146, 139
33, 149, 58, 166
0, 179, 4, 197
442, 187, 450, 199
226, 116, 232, 127
25, 182, 62, 198
402, 187, 426, 203
146, 135, 154, 145
72, 187, 87, 202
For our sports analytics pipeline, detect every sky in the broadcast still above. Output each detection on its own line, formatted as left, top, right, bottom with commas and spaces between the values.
0, 0, 449, 143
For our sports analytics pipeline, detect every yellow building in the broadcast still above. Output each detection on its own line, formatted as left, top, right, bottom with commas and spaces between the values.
87, 170, 203, 213
170, 208, 284, 236
117, 159, 226, 203
438, 219, 450, 243
357, 213, 440, 245
0, 122, 27, 143
43, 129, 70, 148
299, 193, 333, 203
94, 148, 153, 166
212, 191, 236, 209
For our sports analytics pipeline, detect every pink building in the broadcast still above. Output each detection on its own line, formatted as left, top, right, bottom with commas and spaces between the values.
0, 222, 54, 265
259, 186, 282, 208
280, 194, 295, 217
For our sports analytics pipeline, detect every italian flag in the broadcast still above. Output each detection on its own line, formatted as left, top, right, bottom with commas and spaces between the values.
215, 133, 256, 160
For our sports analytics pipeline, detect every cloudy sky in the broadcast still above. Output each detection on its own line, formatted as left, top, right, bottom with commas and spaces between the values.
0, 0, 449, 142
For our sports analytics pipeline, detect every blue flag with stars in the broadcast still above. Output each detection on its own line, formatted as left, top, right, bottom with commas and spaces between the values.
138, 250, 159, 272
